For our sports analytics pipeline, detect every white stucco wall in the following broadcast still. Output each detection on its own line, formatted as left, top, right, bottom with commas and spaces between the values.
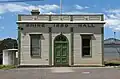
73, 24, 103, 66
3, 49, 17, 65
20, 25, 49, 65
19, 23, 104, 66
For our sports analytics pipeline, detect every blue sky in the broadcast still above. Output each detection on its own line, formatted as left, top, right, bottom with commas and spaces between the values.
0, 0, 120, 39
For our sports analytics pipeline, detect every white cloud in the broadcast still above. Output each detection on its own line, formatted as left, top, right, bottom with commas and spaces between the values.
93, 5, 97, 7
62, 9, 120, 32
106, 9, 120, 13
0, 16, 3, 19
5, 4, 28, 12
63, 11, 87, 14
63, 11, 101, 15
104, 9, 120, 31
38, 4, 59, 12
44, 12, 56, 14
107, 14, 117, 19
75, 5, 89, 10
0, 26, 4, 29
0, 3, 59, 14
0, 26, 4, 31
85, 6, 89, 9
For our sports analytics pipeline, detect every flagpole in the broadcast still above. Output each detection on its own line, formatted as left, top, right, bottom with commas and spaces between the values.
60, 0, 62, 15
60, 0, 62, 20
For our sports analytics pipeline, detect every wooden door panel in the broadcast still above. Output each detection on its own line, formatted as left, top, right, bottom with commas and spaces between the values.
54, 35, 69, 66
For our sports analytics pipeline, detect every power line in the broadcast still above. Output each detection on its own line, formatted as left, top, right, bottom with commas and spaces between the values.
0, 0, 43, 3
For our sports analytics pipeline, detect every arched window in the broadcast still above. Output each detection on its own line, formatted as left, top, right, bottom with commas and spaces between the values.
54, 34, 68, 41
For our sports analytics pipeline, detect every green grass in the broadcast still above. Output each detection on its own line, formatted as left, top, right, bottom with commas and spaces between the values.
104, 61, 120, 66
0, 65, 16, 70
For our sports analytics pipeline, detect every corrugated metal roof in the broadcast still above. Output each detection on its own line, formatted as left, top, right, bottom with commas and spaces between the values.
104, 38, 120, 45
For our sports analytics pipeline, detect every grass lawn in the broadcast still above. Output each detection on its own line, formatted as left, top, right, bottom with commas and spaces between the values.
104, 59, 120, 66
0, 65, 16, 70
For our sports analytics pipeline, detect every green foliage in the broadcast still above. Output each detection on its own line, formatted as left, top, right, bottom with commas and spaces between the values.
0, 38, 18, 64
0, 38, 18, 52
0, 65, 16, 70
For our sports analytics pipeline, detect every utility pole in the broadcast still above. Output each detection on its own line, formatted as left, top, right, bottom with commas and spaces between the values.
114, 32, 116, 43
114, 32, 116, 40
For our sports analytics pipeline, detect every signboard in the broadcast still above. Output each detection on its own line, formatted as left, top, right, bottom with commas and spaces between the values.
26, 24, 95, 28
78, 24, 95, 27
26, 24, 45, 27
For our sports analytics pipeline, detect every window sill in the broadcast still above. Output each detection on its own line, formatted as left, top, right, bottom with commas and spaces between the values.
31, 56, 41, 58
82, 55, 92, 58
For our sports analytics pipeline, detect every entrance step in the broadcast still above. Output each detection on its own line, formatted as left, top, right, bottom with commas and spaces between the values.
51, 67, 74, 73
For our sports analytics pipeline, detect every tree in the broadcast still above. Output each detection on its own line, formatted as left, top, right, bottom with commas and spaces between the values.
0, 38, 18, 52
0, 38, 18, 64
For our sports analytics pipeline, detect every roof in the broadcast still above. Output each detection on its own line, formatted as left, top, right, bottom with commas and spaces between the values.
18, 13, 104, 16
104, 38, 120, 45
3, 49, 18, 52
16, 21, 106, 24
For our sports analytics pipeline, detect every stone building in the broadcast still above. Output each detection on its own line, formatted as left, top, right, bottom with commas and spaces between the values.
16, 9, 106, 66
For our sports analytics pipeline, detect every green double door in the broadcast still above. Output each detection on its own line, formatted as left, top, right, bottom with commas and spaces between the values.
54, 41, 69, 66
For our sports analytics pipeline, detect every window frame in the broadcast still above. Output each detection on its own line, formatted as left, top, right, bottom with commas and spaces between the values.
29, 34, 42, 58
81, 35, 92, 58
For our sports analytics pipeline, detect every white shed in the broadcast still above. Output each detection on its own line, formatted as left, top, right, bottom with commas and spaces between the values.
3, 49, 18, 65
